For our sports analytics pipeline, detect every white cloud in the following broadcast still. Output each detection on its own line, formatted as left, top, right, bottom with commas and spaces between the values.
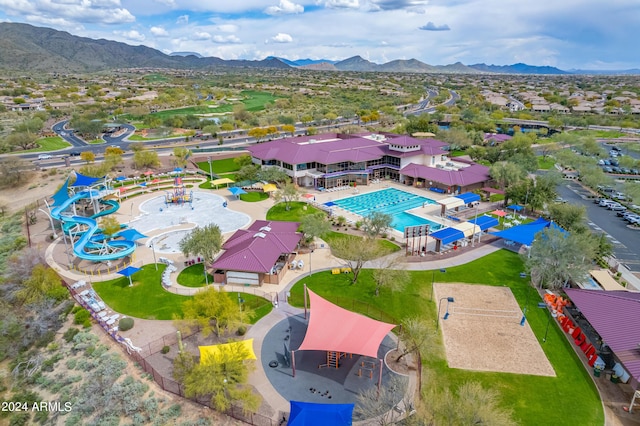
264, 0, 304, 15
113, 29, 145, 42
320, 0, 360, 9
176, 14, 189, 24
150, 26, 169, 37
0, 0, 135, 25
270, 33, 293, 43
213, 24, 238, 33
212, 34, 241, 44
153, 0, 175, 6
419, 22, 450, 31
192, 31, 211, 40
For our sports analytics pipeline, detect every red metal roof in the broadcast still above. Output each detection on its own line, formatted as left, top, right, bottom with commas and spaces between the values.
564, 289, 640, 383
296, 289, 396, 359
211, 220, 301, 274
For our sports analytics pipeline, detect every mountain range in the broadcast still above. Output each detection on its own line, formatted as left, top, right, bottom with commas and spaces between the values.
0, 22, 637, 75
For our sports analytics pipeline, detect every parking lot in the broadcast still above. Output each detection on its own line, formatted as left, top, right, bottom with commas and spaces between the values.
557, 182, 640, 271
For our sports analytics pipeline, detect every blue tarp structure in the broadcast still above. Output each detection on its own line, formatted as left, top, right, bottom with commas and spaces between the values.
51, 177, 71, 207
288, 401, 354, 426
117, 229, 147, 242
507, 204, 524, 211
118, 266, 141, 286
72, 172, 102, 187
228, 187, 247, 198
468, 215, 499, 231
455, 192, 481, 204
115, 176, 127, 181
430, 227, 465, 245
490, 218, 564, 245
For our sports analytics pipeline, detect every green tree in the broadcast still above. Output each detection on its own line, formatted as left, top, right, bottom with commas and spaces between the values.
181, 287, 240, 337
99, 216, 121, 239
272, 182, 299, 211
179, 224, 223, 265
421, 381, 516, 426
0, 158, 30, 187
16, 264, 68, 305
394, 317, 434, 363
172, 146, 191, 168
490, 161, 525, 192
525, 227, 596, 290
547, 203, 588, 233
235, 164, 260, 183
233, 154, 253, 168
330, 236, 381, 284
182, 342, 260, 412
257, 167, 290, 185
133, 149, 161, 169
6, 132, 38, 150
372, 257, 409, 297
300, 212, 331, 246
362, 211, 393, 239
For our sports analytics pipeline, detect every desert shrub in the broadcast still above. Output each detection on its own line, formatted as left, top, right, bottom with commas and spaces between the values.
63, 327, 80, 342
237, 325, 247, 336
119, 317, 134, 331
161, 345, 170, 354
73, 309, 90, 325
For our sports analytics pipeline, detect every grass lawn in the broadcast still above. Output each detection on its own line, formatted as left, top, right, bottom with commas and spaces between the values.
176, 263, 214, 287
287, 250, 602, 425
240, 192, 269, 202
266, 201, 321, 221
267, 202, 401, 253
12, 136, 71, 153
537, 156, 556, 170
92, 264, 271, 324
196, 157, 244, 174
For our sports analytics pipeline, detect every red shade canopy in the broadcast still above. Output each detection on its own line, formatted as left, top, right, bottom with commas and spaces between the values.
492, 209, 507, 217
297, 289, 395, 359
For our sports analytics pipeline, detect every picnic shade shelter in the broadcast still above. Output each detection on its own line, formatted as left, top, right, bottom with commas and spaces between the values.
228, 187, 247, 199
490, 217, 565, 246
288, 400, 354, 426
118, 266, 141, 287
212, 177, 235, 187
262, 183, 278, 193
292, 288, 396, 391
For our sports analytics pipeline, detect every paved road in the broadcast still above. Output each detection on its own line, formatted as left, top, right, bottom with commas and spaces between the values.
556, 181, 640, 271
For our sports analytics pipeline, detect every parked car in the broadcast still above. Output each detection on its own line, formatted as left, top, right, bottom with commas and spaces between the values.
610, 205, 627, 212
38, 154, 52, 160
603, 166, 613, 173
68, 151, 80, 157
600, 199, 616, 207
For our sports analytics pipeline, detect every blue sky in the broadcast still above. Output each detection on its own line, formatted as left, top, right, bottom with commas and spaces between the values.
0, 0, 638, 70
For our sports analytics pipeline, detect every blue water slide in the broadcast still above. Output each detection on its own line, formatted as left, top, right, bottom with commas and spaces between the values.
51, 191, 135, 261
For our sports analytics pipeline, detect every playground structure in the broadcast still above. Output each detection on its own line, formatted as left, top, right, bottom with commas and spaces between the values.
46, 172, 138, 262
164, 177, 193, 207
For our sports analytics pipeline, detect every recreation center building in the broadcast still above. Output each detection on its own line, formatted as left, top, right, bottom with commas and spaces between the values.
247, 132, 491, 194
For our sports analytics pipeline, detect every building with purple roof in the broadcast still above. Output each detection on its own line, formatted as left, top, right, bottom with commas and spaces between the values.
247, 132, 491, 193
211, 220, 302, 286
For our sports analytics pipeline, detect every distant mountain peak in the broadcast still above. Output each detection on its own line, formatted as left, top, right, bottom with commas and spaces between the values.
170, 51, 203, 58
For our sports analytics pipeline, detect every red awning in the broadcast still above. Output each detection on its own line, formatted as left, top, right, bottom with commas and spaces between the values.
297, 289, 396, 359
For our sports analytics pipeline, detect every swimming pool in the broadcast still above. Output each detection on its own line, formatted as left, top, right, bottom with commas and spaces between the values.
329, 188, 442, 233
131, 192, 251, 253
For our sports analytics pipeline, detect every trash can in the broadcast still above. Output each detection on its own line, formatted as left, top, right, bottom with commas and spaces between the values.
593, 367, 601, 377
611, 374, 620, 383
